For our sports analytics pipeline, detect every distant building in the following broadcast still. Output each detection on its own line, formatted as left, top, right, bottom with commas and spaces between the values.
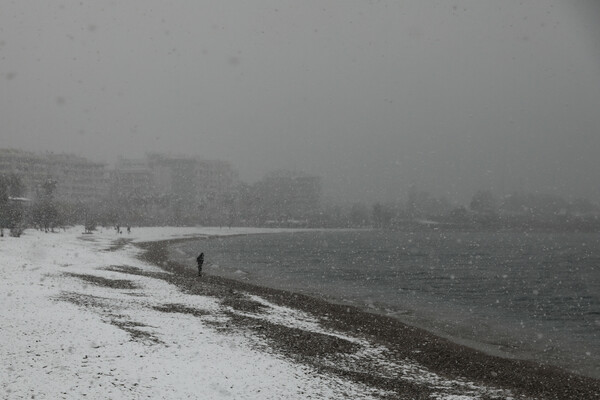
253, 170, 322, 224
45, 153, 108, 204
0, 148, 243, 225
110, 156, 154, 200
147, 153, 238, 201
112, 153, 239, 224
0, 149, 45, 198
0, 148, 108, 204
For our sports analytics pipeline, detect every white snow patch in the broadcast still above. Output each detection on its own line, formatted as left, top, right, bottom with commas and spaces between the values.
0, 227, 378, 399
0, 226, 520, 399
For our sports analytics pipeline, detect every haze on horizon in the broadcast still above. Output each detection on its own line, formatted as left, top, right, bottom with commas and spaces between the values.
1, 0, 600, 205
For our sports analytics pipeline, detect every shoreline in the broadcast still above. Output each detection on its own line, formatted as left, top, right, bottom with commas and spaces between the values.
168, 232, 599, 381
136, 238, 600, 399
5, 227, 403, 399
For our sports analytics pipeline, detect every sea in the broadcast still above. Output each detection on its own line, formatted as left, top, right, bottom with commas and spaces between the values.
168, 229, 600, 379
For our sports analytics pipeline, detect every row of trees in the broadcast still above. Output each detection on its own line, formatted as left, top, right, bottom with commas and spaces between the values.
469, 190, 599, 217
0, 174, 25, 236
0, 175, 63, 236
319, 189, 600, 230
2, 171, 599, 234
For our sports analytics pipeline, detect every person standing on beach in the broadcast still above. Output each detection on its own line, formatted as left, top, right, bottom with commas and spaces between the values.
197, 252, 204, 276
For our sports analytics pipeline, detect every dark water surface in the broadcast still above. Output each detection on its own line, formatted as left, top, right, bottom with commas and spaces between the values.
170, 229, 600, 378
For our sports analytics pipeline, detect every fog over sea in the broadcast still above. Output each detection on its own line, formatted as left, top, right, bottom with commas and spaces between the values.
169, 230, 600, 379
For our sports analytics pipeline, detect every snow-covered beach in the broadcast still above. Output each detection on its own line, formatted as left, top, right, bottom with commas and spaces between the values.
1, 227, 598, 399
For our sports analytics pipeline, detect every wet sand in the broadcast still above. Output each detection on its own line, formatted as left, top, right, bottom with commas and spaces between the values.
136, 239, 600, 399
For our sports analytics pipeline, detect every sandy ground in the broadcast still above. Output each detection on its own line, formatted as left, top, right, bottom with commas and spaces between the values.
1, 227, 599, 399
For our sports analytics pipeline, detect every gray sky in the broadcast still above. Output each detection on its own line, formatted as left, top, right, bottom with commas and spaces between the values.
2, 1, 600, 204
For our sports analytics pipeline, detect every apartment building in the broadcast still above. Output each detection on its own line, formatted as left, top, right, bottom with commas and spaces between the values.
111, 154, 239, 223
0, 149, 108, 203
